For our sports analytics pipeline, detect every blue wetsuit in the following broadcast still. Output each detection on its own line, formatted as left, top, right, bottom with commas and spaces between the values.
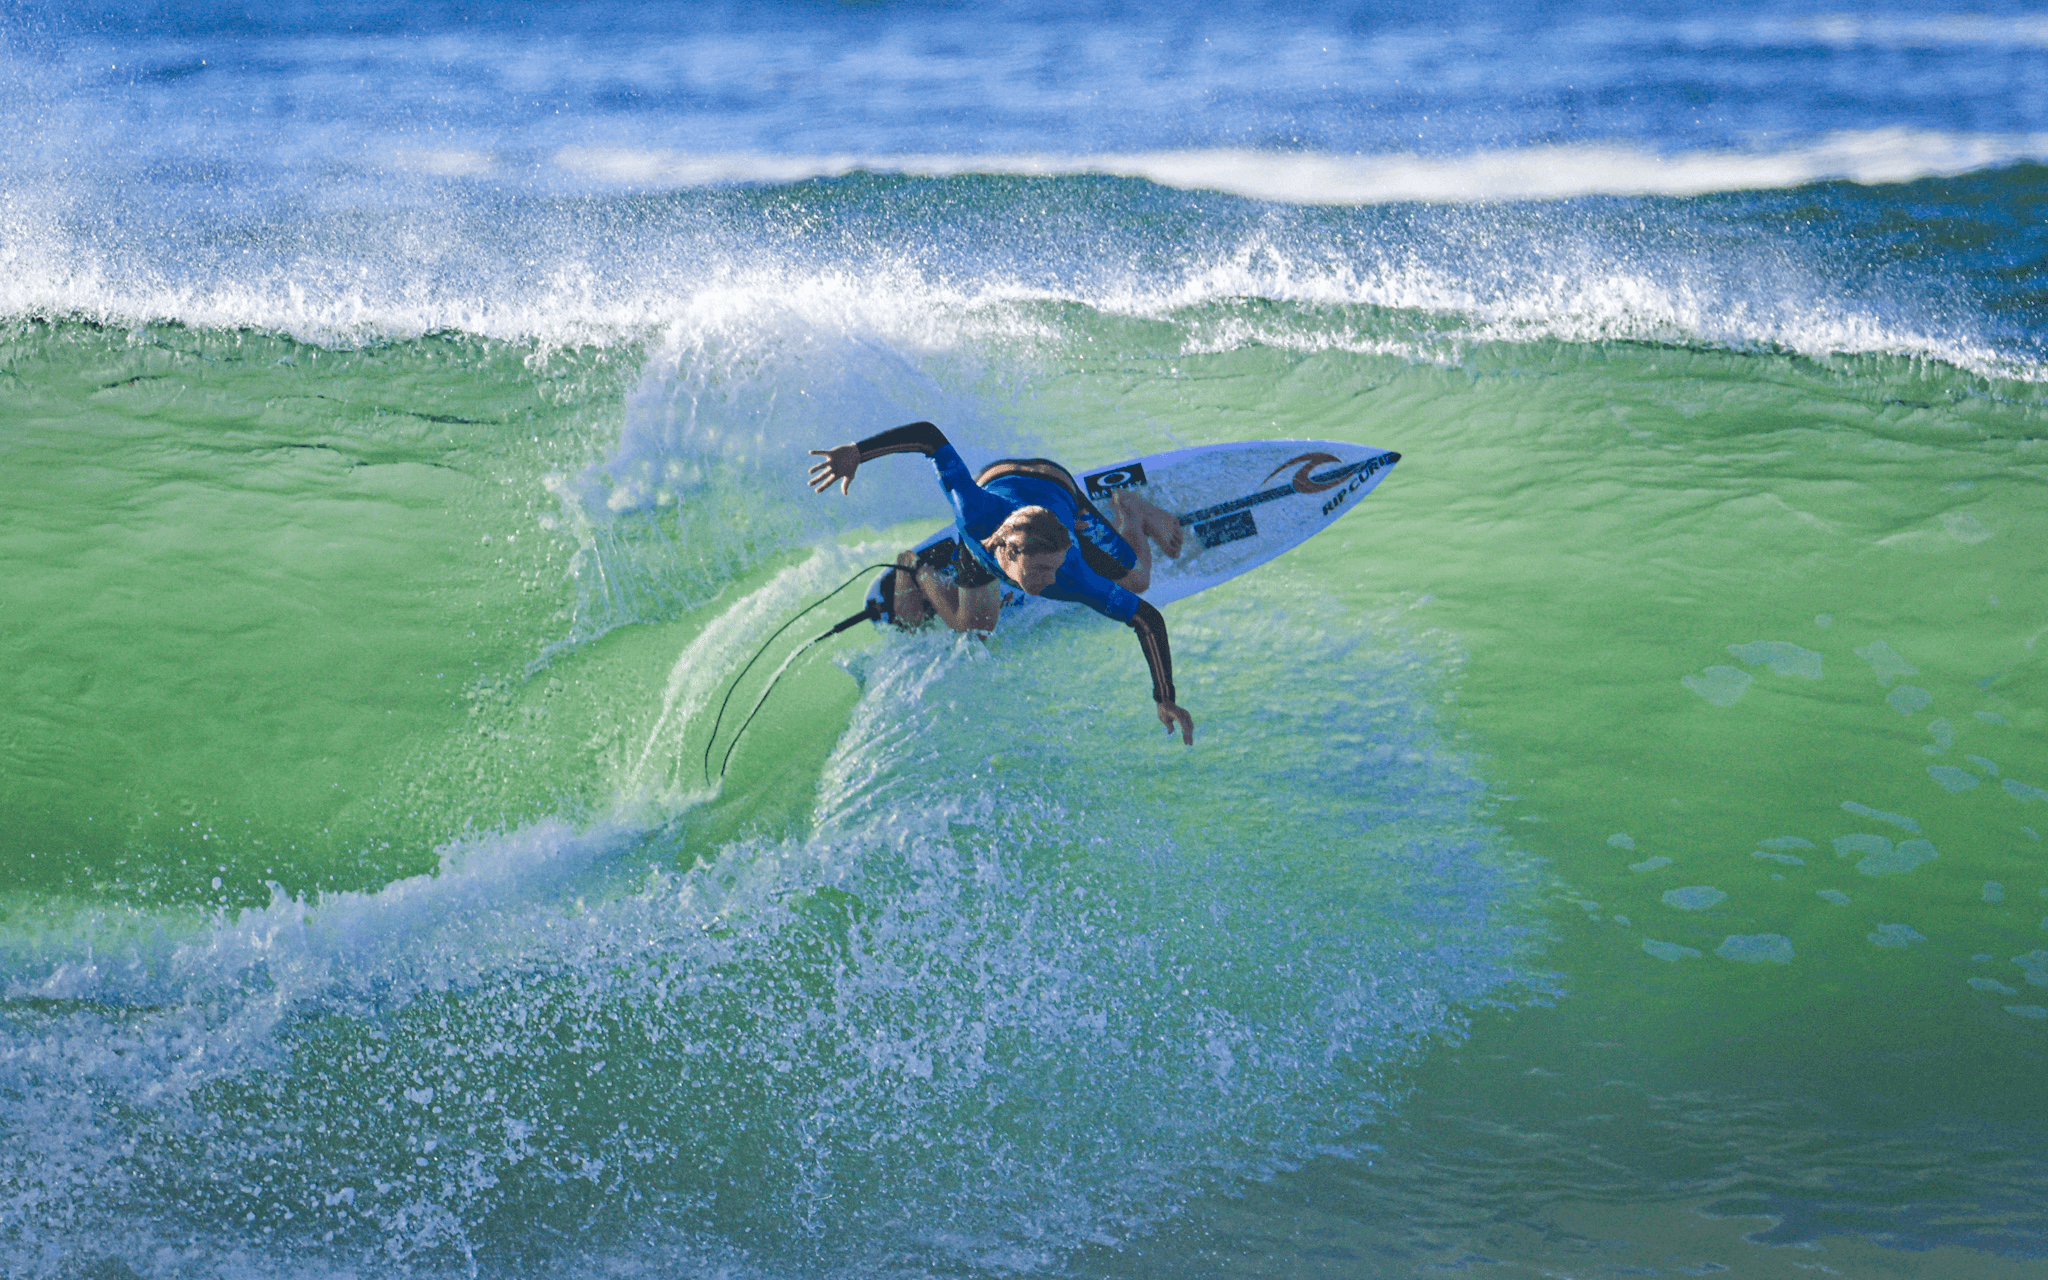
854, 421, 1176, 705
931, 446, 1142, 623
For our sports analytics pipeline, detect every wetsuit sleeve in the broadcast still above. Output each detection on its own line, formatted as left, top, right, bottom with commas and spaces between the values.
853, 421, 949, 461
1073, 498, 1140, 582
931, 446, 1017, 542
1128, 601, 1176, 705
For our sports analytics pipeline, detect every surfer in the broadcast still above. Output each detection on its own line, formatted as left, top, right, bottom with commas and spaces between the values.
808, 421, 1196, 744
887, 491, 1177, 631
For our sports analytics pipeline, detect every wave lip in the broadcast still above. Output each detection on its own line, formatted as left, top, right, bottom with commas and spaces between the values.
557, 128, 2048, 204
1795, 14, 2048, 50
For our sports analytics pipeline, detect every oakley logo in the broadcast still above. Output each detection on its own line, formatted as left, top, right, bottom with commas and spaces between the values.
1083, 463, 1148, 496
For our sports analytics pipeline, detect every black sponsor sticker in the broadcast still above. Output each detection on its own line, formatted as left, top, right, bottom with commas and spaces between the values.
1193, 509, 1258, 547
1083, 462, 1147, 496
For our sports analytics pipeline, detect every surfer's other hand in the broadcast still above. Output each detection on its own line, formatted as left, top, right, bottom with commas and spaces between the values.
1157, 699, 1194, 746
807, 445, 861, 495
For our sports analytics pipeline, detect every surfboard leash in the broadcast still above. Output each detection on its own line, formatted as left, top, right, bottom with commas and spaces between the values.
701, 562, 897, 783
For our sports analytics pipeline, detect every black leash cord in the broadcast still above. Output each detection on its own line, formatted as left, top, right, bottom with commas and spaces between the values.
701, 562, 899, 783
715, 619, 847, 780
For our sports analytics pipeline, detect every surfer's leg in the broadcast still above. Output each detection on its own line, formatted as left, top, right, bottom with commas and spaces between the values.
917, 568, 1001, 632
890, 552, 930, 627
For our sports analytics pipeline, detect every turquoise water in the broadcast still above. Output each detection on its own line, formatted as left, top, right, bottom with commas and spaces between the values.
5, 4, 2048, 1277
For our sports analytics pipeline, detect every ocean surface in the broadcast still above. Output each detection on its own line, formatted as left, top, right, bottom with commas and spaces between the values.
3, 2, 2047, 1277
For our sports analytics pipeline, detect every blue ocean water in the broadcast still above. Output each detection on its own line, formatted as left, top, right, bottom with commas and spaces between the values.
3, 2, 2047, 1277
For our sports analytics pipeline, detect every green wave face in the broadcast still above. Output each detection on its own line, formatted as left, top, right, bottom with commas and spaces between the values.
3, 236, 2047, 1275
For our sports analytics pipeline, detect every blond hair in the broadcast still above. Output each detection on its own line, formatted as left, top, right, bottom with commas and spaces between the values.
984, 506, 1071, 558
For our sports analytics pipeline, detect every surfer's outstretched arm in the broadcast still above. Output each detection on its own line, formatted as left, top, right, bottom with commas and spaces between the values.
1130, 600, 1194, 745
809, 421, 1016, 540
808, 421, 951, 494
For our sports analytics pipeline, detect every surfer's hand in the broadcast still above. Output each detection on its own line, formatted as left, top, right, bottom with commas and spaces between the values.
1157, 699, 1194, 746
807, 445, 861, 495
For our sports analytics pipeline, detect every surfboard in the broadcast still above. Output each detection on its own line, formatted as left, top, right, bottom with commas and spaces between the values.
866, 439, 1401, 622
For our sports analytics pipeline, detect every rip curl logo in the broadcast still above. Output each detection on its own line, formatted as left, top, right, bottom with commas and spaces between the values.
1177, 449, 1397, 529
1261, 451, 1346, 494
1320, 451, 1399, 514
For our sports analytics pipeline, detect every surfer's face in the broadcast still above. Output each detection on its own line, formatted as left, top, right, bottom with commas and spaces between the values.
997, 545, 1065, 595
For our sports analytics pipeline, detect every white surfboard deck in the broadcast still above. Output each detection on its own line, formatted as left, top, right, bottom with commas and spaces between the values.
867, 439, 1401, 619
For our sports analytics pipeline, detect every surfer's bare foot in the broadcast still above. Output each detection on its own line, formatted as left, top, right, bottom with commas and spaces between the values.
1115, 492, 1183, 558
1150, 507, 1184, 558
1105, 494, 1155, 593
